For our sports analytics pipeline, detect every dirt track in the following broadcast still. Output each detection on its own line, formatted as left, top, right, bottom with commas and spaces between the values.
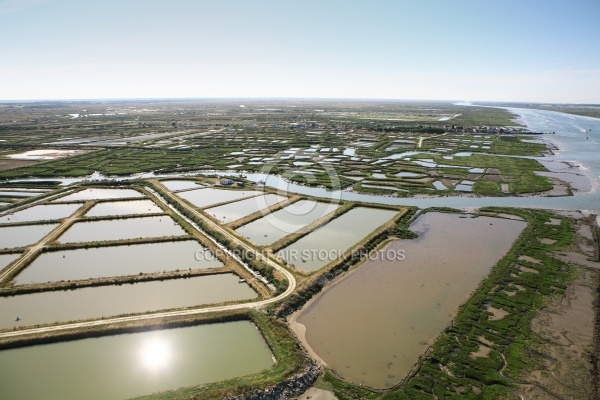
0, 185, 297, 341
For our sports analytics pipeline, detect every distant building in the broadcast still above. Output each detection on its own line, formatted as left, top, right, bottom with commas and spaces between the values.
220, 179, 233, 186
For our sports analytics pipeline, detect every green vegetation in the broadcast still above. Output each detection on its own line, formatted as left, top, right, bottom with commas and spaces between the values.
0, 148, 225, 178
0, 100, 552, 200
472, 180, 502, 195
319, 208, 575, 399
420, 153, 552, 194
490, 135, 547, 156
0, 100, 585, 400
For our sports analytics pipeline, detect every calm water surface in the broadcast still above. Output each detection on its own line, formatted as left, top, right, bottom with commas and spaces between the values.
85, 199, 163, 217
177, 188, 262, 208
236, 200, 340, 245
14, 240, 222, 285
159, 180, 205, 191
296, 212, 526, 388
0, 191, 43, 197
0, 203, 80, 224
0, 273, 257, 330
279, 207, 397, 272
58, 215, 187, 243
0, 223, 58, 249
54, 188, 144, 202
0, 321, 273, 400
206, 194, 287, 223
0, 253, 20, 270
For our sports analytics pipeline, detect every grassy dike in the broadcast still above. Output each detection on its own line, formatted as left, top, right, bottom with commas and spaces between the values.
147, 181, 287, 293
311, 207, 575, 399
273, 206, 417, 317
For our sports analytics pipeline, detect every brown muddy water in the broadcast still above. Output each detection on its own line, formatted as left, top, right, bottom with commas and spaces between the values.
206, 194, 287, 223
14, 240, 222, 285
0, 223, 58, 249
0, 273, 256, 330
85, 199, 163, 217
0, 320, 273, 400
278, 207, 398, 272
294, 212, 526, 388
0, 203, 81, 224
57, 215, 187, 243
177, 187, 262, 208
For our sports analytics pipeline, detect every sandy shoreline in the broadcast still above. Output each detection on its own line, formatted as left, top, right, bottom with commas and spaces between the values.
288, 305, 329, 368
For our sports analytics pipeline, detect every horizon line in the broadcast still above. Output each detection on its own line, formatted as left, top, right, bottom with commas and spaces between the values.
0, 96, 598, 106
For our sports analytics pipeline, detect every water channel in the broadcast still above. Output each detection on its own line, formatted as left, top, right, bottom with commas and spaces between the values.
0, 106, 598, 397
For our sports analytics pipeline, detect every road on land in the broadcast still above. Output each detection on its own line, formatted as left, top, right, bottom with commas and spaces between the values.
0, 184, 296, 339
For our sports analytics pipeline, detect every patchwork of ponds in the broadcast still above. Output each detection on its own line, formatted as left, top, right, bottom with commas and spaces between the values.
57, 216, 187, 243
0, 273, 257, 330
54, 188, 144, 202
206, 194, 287, 223
235, 200, 340, 246
177, 188, 262, 208
0, 321, 273, 400
278, 207, 398, 272
294, 212, 526, 388
0, 203, 81, 224
85, 199, 163, 217
0, 223, 58, 249
14, 240, 222, 285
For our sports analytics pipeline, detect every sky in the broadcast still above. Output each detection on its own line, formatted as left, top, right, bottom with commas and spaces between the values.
1, 0, 599, 103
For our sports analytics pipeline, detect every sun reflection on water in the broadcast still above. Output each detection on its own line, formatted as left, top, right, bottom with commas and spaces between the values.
140, 336, 173, 371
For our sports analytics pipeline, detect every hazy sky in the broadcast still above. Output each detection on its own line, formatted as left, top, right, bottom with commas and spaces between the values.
1, 0, 599, 102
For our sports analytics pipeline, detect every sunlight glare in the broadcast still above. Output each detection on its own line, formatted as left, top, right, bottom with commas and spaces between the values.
141, 338, 172, 371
